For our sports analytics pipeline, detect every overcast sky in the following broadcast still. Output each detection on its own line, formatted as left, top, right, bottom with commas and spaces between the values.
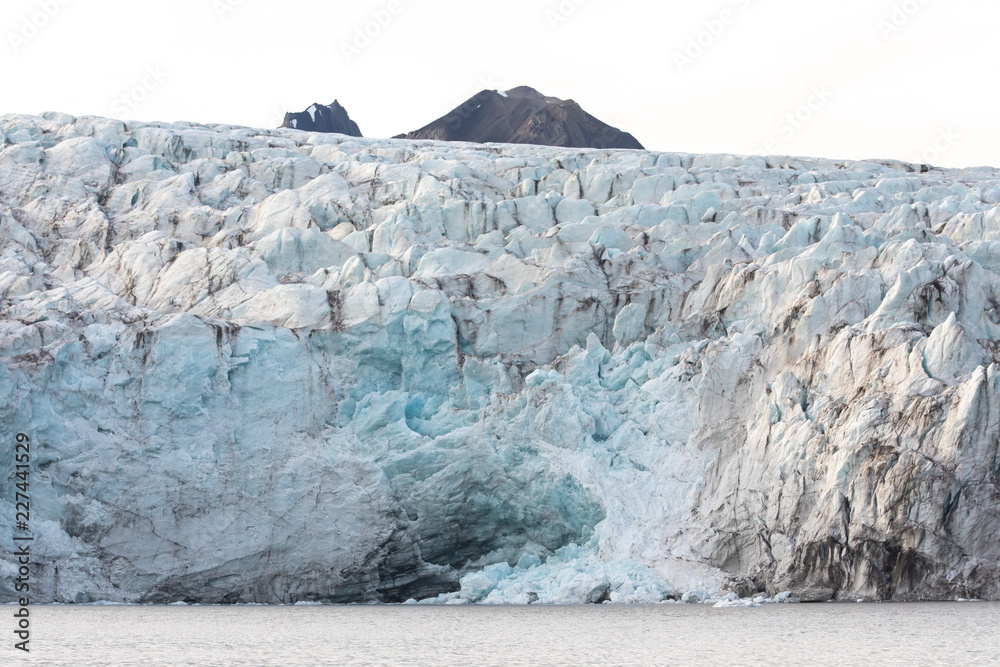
3, 0, 996, 168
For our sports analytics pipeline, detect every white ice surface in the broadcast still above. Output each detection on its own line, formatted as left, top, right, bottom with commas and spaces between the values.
0, 112, 999, 604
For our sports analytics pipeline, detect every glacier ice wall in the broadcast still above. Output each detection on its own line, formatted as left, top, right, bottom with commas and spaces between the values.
1, 112, 999, 603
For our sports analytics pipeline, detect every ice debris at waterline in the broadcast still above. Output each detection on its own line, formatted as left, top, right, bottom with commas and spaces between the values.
1, 112, 999, 605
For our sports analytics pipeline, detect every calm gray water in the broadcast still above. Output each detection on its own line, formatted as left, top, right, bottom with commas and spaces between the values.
2, 603, 997, 666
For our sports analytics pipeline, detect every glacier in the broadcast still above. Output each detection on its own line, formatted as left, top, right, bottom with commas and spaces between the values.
1, 112, 999, 605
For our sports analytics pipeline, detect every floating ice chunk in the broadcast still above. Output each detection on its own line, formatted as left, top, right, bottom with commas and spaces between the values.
682, 590, 710, 604
713, 598, 761, 608
421, 542, 675, 605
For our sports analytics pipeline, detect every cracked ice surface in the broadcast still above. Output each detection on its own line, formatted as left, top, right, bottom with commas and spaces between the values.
1, 112, 999, 604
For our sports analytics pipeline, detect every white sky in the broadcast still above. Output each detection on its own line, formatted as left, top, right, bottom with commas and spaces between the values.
3, 0, 996, 168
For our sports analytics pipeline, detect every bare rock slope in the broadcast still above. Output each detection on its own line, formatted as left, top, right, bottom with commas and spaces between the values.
396, 86, 644, 150
283, 100, 362, 136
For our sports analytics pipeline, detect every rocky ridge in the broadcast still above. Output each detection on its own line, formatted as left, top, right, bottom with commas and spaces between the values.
395, 86, 644, 150
283, 101, 362, 136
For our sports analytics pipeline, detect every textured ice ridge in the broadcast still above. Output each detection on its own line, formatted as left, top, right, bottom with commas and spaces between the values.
1, 111, 999, 604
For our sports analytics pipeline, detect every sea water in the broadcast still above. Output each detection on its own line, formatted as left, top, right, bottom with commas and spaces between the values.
2, 602, 996, 666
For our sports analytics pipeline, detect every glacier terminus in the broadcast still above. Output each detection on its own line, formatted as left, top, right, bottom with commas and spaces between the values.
1, 112, 999, 605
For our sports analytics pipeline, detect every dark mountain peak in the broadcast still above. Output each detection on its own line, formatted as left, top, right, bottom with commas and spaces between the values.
505, 86, 544, 100
282, 100, 362, 137
395, 86, 643, 150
